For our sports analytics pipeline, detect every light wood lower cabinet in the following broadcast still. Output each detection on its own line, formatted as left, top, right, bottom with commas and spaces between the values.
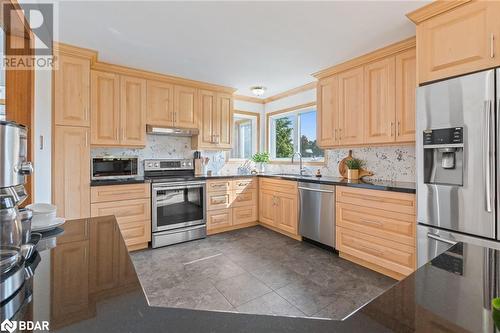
206, 178, 258, 234
90, 183, 151, 251
336, 186, 416, 280
258, 179, 299, 239
53, 126, 90, 220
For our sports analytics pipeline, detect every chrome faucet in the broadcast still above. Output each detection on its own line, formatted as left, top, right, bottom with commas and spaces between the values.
291, 152, 305, 176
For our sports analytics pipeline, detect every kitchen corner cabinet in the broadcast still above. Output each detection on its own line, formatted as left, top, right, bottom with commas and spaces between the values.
414, 1, 500, 84
258, 178, 299, 239
317, 75, 338, 147
91, 70, 146, 147
192, 90, 233, 150
53, 126, 90, 219
54, 54, 91, 127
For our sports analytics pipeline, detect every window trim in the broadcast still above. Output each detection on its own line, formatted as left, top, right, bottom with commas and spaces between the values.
227, 110, 260, 162
265, 102, 325, 165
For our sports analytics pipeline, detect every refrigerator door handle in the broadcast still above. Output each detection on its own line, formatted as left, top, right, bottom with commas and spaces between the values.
485, 100, 494, 212
427, 232, 458, 246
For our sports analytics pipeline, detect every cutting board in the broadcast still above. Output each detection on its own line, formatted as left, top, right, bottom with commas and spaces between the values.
338, 150, 374, 179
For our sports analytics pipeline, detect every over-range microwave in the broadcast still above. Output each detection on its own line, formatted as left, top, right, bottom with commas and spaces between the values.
91, 156, 139, 180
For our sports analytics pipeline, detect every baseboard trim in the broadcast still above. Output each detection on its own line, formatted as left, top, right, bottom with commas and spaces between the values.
258, 223, 302, 241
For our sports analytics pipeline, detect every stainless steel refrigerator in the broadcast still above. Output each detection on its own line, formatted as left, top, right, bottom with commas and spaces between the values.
416, 69, 500, 266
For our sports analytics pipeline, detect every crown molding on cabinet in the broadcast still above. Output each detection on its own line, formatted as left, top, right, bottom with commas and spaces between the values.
312, 36, 416, 79
53, 41, 237, 94
406, 0, 471, 24
234, 95, 265, 104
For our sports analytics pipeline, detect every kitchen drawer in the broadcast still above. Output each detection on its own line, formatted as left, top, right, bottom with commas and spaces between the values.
259, 178, 297, 194
207, 192, 232, 211
233, 206, 258, 225
91, 198, 151, 224
91, 183, 150, 203
336, 186, 416, 215
232, 178, 257, 192
118, 220, 151, 247
337, 226, 415, 277
207, 180, 232, 193
57, 218, 89, 244
207, 209, 233, 231
336, 203, 416, 246
232, 188, 258, 207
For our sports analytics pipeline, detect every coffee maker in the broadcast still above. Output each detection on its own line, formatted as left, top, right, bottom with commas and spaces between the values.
0, 120, 33, 302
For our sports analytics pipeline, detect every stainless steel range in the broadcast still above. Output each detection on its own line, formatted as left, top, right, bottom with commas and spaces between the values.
144, 159, 206, 248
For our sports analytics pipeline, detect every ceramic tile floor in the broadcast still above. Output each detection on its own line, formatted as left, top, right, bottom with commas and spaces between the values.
130, 226, 395, 320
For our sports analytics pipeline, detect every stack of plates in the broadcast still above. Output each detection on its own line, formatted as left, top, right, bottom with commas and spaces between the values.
26, 203, 65, 232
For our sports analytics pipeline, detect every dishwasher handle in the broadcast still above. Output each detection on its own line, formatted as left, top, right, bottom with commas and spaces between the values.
298, 186, 335, 194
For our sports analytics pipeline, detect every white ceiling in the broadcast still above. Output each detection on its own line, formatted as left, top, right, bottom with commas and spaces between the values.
52, 1, 426, 97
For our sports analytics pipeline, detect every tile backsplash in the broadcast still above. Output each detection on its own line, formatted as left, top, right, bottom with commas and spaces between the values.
92, 135, 415, 182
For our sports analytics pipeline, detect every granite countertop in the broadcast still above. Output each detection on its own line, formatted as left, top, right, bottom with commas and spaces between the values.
90, 174, 415, 193
5, 216, 495, 332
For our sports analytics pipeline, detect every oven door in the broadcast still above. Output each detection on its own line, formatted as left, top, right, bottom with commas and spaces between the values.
152, 182, 205, 232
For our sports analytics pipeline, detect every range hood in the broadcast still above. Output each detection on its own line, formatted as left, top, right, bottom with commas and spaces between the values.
146, 124, 199, 137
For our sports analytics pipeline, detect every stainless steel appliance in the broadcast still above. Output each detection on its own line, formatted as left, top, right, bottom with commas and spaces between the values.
91, 156, 139, 180
416, 69, 500, 266
145, 159, 206, 248
298, 182, 335, 248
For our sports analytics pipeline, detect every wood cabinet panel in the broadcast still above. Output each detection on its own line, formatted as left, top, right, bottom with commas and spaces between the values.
395, 49, 417, 142
364, 57, 396, 143
338, 66, 364, 145
207, 209, 233, 231
54, 54, 90, 127
91, 183, 150, 203
258, 189, 276, 226
91, 198, 151, 224
276, 192, 298, 235
118, 220, 151, 247
51, 240, 89, 319
198, 90, 217, 146
336, 186, 416, 215
337, 226, 415, 278
232, 178, 257, 192
259, 177, 297, 194
317, 75, 338, 147
174, 85, 197, 129
207, 179, 232, 193
217, 93, 233, 148
207, 192, 232, 211
417, 1, 500, 83
233, 206, 258, 225
337, 202, 416, 246
146, 80, 174, 126
91, 70, 120, 145
120, 75, 146, 146
232, 188, 257, 208
53, 126, 90, 219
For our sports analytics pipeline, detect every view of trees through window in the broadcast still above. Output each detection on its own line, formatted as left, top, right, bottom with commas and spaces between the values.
271, 109, 324, 160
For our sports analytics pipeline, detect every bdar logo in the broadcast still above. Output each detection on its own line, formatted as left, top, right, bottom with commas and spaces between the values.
0, 319, 17, 333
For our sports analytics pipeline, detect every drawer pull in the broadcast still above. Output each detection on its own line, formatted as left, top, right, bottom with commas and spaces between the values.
359, 218, 383, 227
211, 197, 228, 205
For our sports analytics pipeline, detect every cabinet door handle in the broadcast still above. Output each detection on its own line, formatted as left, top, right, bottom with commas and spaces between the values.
174, 112, 177, 123
390, 122, 394, 136
397, 121, 401, 137
338, 128, 342, 140
491, 33, 495, 58
116, 127, 119, 140
334, 128, 337, 141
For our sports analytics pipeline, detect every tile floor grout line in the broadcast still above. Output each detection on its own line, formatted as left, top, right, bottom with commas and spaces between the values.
208, 276, 237, 312
182, 253, 223, 266
272, 290, 307, 316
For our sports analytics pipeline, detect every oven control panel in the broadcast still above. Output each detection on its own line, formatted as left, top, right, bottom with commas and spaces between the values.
144, 159, 194, 171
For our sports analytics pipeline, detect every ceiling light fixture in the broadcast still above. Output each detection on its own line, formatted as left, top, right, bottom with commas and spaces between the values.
250, 86, 267, 97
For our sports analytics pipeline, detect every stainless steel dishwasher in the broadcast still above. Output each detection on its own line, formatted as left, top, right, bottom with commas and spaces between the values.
298, 182, 335, 248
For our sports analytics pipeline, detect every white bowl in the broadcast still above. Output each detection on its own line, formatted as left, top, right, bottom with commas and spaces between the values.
26, 203, 57, 221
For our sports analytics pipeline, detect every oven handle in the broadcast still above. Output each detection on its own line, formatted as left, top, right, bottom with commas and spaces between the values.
427, 233, 458, 246
153, 183, 206, 191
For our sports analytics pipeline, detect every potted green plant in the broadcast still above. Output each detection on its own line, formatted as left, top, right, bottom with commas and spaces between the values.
251, 152, 270, 174
345, 158, 364, 180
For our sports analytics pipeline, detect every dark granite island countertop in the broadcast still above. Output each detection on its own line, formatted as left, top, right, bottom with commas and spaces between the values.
5, 216, 496, 332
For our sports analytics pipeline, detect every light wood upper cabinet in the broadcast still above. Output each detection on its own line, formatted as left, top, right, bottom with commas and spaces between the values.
120, 76, 146, 146
91, 70, 120, 145
198, 89, 217, 146
216, 93, 233, 148
364, 57, 396, 144
338, 66, 364, 145
317, 75, 338, 147
146, 80, 174, 126
396, 48, 417, 142
415, 1, 500, 84
54, 54, 90, 127
174, 85, 198, 129
53, 126, 90, 219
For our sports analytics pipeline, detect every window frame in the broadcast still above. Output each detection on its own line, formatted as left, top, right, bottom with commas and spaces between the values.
266, 103, 325, 164
227, 110, 260, 162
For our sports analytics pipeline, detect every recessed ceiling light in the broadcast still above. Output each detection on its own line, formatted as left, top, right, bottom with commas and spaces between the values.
250, 86, 267, 97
